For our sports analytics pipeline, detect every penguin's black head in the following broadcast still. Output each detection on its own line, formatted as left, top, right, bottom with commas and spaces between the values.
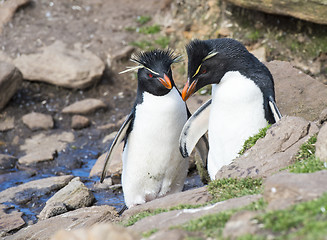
182, 38, 249, 101
131, 49, 181, 96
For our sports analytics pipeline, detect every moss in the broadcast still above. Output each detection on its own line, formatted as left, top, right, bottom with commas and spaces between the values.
256, 193, 327, 239
137, 15, 151, 25
295, 134, 317, 161
138, 24, 161, 34
239, 124, 271, 155
208, 178, 263, 202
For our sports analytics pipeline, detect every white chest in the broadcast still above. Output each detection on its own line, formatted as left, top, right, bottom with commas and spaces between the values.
208, 71, 267, 179
122, 87, 188, 207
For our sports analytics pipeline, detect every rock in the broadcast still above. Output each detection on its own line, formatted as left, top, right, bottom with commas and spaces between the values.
102, 131, 117, 144
0, 170, 36, 186
122, 186, 212, 220
22, 112, 54, 131
315, 123, 327, 162
18, 150, 55, 165
71, 115, 90, 129
0, 154, 17, 171
266, 61, 327, 121
215, 116, 319, 179
90, 147, 123, 178
51, 223, 140, 240
0, 204, 25, 235
39, 177, 95, 220
263, 170, 327, 210
148, 229, 196, 240
0, 116, 15, 132
107, 46, 135, 69
0, 0, 31, 34
224, 0, 327, 25
318, 108, 327, 126
129, 194, 261, 233
13, 41, 105, 89
6, 206, 118, 240
0, 61, 23, 110
0, 175, 74, 204
18, 131, 74, 165
223, 211, 260, 239
250, 46, 266, 62
62, 98, 106, 115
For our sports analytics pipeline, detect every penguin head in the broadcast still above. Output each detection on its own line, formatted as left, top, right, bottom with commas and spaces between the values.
130, 49, 181, 96
182, 38, 249, 101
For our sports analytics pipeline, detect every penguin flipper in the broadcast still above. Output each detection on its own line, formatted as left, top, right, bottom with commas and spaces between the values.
268, 96, 282, 122
180, 99, 212, 159
100, 113, 133, 183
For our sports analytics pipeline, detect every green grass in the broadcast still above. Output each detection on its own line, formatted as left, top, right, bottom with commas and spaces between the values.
138, 24, 161, 34
137, 15, 151, 25
207, 178, 263, 202
130, 40, 154, 50
142, 228, 158, 238
154, 36, 170, 48
256, 193, 327, 239
239, 124, 271, 155
286, 134, 327, 173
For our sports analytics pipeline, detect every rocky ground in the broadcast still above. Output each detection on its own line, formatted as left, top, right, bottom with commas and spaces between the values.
0, 0, 327, 239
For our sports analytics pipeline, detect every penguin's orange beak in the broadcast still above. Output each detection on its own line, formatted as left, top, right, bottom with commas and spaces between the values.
182, 80, 197, 101
158, 74, 172, 89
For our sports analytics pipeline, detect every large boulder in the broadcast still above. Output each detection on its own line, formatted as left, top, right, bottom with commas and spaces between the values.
266, 61, 327, 122
215, 116, 318, 179
0, 61, 23, 110
13, 41, 105, 89
316, 123, 327, 162
224, 0, 327, 25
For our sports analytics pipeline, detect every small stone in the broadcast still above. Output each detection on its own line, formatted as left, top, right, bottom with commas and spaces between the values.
71, 115, 90, 129
250, 46, 266, 62
38, 202, 67, 220
39, 177, 95, 220
22, 112, 54, 131
102, 131, 117, 144
0, 61, 23, 110
0, 204, 25, 234
318, 108, 327, 126
0, 116, 15, 132
62, 98, 106, 115
316, 123, 327, 162
0, 154, 17, 170
18, 149, 55, 165
13, 41, 105, 89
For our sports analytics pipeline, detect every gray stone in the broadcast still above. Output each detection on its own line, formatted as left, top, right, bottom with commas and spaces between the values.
62, 98, 106, 115
223, 210, 260, 239
0, 116, 14, 132
316, 123, 327, 162
0, 61, 23, 110
19, 132, 74, 165
51, 223, 140, 240
122, 186, 212, 220
71, 115, 90, 129
129, 194, 261, 233
38, 202, 68, 220
318, 108, 327, 126
0, 204, 25, 235
0, 0, 31, 34
148, 229, 195, 240
90, 148, 122, 178
6, 206, 118, 240
266, 61, 327, 121
215, 116, 319, 179
13, 41, 105, 89
0, 154, 17, 170
263, 170, 327, 210
22, 112, 54, 131
0, 175, 74, 204
224, 0, 327, 25
39, 177, 95, 220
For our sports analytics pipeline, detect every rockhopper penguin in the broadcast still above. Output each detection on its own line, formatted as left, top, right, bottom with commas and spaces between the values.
100, 49, 208, 208
180, 38, 282, 180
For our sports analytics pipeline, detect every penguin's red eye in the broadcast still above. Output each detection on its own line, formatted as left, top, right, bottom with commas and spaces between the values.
202, 69, 207, 74
148, 73, 153, 78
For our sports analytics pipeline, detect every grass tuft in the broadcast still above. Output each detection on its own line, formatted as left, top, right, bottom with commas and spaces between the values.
239, 124, 271, 155
208, 178, 263, 202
